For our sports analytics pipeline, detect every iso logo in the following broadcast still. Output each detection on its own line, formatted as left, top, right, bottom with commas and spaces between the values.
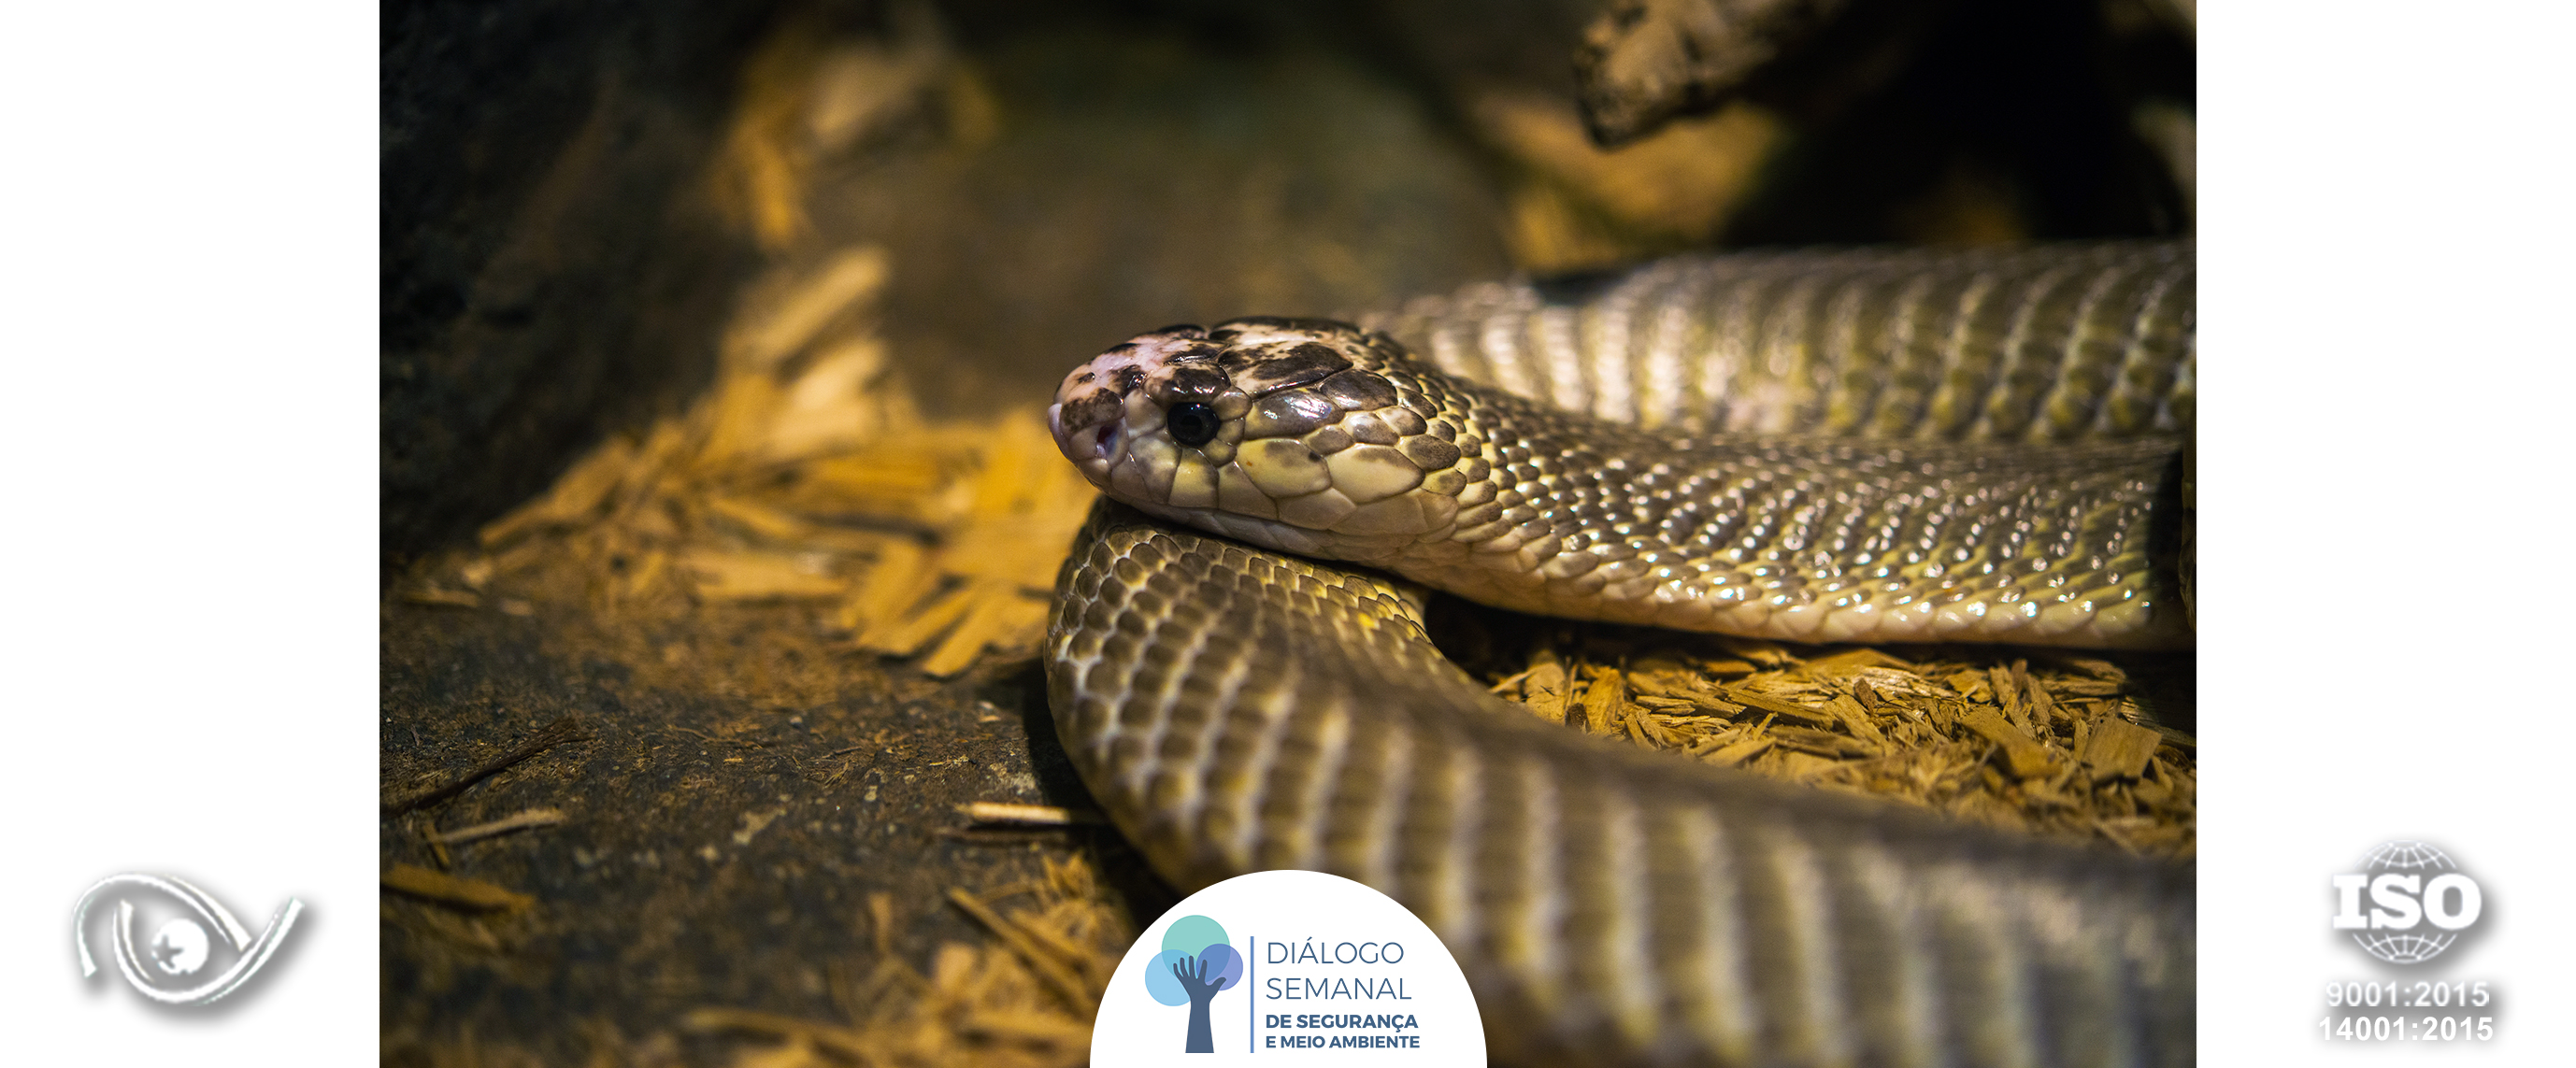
2330, 842, 2483, 965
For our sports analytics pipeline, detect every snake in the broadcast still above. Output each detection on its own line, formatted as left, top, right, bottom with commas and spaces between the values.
1040, 242, 2194, 1066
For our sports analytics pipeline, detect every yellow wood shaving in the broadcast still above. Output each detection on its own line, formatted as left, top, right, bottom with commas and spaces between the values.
1481, 630, 2193, 856
860, 580, 980, 657
478, 435, 638, 548
919, 580, 1049, 677
683, 549, 848, 602
727, 246, 889, 373
1956, 705, 2058, 779
381, 864, 535, 912
2083, 717, 2165, 782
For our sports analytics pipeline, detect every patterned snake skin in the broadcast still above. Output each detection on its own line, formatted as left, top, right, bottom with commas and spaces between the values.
1043, 243, 2195, 1066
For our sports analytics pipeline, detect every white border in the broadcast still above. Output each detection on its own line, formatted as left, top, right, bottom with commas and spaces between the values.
0, 5, 379, 1063
2201, 3, 2576, 1061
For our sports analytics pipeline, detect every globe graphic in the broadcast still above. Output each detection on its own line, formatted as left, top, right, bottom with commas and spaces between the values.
2352, 842, 2459, 964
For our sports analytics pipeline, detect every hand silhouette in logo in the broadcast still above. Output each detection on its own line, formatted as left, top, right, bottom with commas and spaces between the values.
1142, 915, 1242, 1053
1168, 944, 1242, 1052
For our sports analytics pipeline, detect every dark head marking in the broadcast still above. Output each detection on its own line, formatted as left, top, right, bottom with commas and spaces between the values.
1320, 369, 1398, 410
1220, 341, 1351, 394
1165, 365, 1228, 401
1249, 390, 1338, 436
1115, 365, 1147, 396
1058, 390, 1122, 431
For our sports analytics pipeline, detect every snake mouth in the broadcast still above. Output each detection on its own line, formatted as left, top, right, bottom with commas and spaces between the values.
1045, 400, 1124, 470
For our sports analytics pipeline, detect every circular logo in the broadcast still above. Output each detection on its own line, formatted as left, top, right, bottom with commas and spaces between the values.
2331, 842, 2483, 965
1093, 870, 1483, 1064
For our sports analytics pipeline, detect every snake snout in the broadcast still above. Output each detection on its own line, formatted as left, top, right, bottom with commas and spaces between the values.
1051, 328, 1238, 504
1046, 320, 1487, 562
1043, 400, 1120, 467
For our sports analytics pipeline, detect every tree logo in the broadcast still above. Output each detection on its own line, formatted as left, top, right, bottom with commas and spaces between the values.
1092, 871, 1483, 1062
1142, 914, 1243, 1052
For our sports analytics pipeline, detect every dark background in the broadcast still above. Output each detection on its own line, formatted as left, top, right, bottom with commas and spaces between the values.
380, 0, 2190, 582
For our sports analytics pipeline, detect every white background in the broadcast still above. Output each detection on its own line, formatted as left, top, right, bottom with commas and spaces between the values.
3, 2, 2572, 1064
0, 5, 378, 1064
2199, 2, 2576, 1062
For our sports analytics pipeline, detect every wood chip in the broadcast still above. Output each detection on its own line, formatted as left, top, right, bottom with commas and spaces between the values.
1723, 685, 1838, 725
684, 549, 849, 601
1481, 628, 2191, 857
945, 889, 1096, 1015
1987, 664, 2026, 730
1579, 671, 1624, 734
403, 587, 482, 608
728, 245, 890, 373
955, 803, 1104, 826
706, 495, 824, 543
478, 436, 638, 548
684, 1008, 873, 1063
382, 864, 536, 912
430, 807, 568, 846
1825, 693, 1887, 750
2083, 717, 2163, 781
1955, 705, 2058, 779
840, 538, 937, 634
1769, 725, 1874, 758
918, 580, 1050, 676
1802, 647, 1917, 676
384, 715, 590, 816
1702, 733, 1776, 767
2025, 676, 2064, 726
1522, 654, 1569, 722
1850, 678, 1882, 711
1774, 750, 1844, 781
860, 579, 978, 656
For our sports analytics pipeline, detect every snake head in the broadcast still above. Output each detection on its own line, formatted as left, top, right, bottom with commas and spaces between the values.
1047, 319, 1476, 557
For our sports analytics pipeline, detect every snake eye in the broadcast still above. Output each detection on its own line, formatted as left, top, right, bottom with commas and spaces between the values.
1166, 402, 1221, 447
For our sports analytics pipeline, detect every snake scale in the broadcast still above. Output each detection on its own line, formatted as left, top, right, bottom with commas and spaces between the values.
1041, 242, 2195, 1066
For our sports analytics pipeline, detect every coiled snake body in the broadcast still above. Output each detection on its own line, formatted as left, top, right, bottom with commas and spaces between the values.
1043, 243, 2194, 1066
